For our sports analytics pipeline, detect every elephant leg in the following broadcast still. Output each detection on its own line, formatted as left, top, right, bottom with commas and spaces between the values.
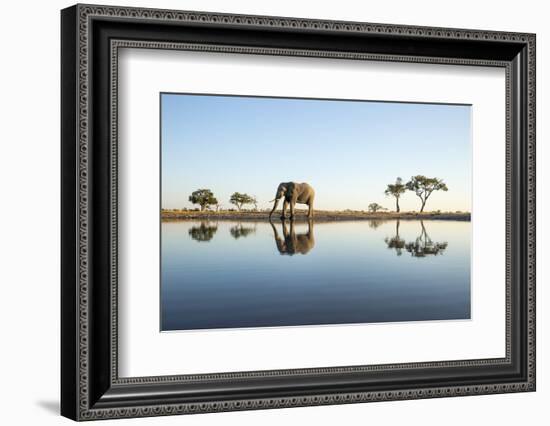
285, 221, 295, 254
282, 220, 289, 238
307, 202, 314, 218
281, 200, 288, 219
289, 201, 295, 218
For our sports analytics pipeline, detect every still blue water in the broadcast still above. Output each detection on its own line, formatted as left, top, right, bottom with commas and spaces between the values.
161, 219, 470, 331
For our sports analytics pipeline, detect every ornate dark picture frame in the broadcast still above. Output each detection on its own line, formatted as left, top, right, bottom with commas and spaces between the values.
61, 4, 536, 421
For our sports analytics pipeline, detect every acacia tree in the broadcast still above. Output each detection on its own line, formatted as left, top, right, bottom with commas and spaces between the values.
406, 175, 448, 212
188, 189, 218, 211
229, 192, 254, 211
251, 195, 258, 211
384, 177, 407, 212
368, 203, 387, 213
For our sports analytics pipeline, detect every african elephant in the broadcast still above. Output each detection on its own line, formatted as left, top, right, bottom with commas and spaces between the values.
270, 219, 315, 255
269, 182, 315, 219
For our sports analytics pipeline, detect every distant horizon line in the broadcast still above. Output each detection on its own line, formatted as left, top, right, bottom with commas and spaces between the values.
161, 207, 471, 213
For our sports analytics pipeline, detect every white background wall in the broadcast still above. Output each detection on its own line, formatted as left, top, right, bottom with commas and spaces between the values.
0, 0, 546, 424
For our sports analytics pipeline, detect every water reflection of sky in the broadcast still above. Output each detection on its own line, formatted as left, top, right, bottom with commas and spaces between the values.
161, 220, 470, 331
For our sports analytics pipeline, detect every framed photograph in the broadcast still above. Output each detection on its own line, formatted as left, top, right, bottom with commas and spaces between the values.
61, 4, 536, 421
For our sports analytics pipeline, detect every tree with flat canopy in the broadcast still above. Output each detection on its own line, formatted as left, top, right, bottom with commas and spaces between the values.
188, 189, 218, 211
368, 203, 387, 213
229, 192, 255, 211
384, 177, 407, 212
406, 175, 448, 212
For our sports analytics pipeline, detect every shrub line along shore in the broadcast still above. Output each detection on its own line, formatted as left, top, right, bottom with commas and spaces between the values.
161, 210, 471, 222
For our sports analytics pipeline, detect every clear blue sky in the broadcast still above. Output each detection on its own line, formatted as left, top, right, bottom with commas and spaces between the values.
161, 93, 471, 212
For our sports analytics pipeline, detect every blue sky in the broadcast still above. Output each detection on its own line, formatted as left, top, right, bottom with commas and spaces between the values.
161, 93, 471, 212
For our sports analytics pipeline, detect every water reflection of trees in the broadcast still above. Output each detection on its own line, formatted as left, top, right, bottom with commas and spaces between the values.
270, 219, 315, 255
229, 223, 257, 239
384, 221, 406, 256
405, 221, 448, 257
188, 221, 218, 242
368, 219, 386, 230
385, 220, 448, 257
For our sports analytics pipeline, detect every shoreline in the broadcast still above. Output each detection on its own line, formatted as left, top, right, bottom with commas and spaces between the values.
161, 211, 471, 222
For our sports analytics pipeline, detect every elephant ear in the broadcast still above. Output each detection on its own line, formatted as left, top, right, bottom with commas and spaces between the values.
286, 182, 296, 197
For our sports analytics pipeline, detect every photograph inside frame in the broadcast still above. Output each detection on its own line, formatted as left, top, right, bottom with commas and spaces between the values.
59, 6, 535, 418
160, 93, 472, 332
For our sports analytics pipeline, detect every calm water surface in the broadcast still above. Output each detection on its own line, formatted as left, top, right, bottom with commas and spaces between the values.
161, 219, 470, 331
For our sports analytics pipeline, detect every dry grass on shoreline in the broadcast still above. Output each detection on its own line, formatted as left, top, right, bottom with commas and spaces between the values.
161, 209, 471, 222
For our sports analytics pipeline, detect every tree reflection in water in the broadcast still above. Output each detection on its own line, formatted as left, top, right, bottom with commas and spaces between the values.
368, 219, 385, 230
405, 221, 448, 257
386, 220, 448, 257
384, 220, 406, 256
188, 221, 218, 242
229, 223, 257, 239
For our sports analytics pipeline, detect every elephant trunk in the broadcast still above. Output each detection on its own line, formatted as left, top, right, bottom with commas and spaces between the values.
269, 198, 280, 218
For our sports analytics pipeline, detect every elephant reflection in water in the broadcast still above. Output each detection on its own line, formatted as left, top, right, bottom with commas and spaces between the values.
188, 221, 218, 242
270, 219, 315, 255
386, 220, 448, 257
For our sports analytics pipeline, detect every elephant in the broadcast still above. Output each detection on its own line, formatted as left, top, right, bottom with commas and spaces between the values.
269, 182, 315, 219
270, 219, 315, 255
